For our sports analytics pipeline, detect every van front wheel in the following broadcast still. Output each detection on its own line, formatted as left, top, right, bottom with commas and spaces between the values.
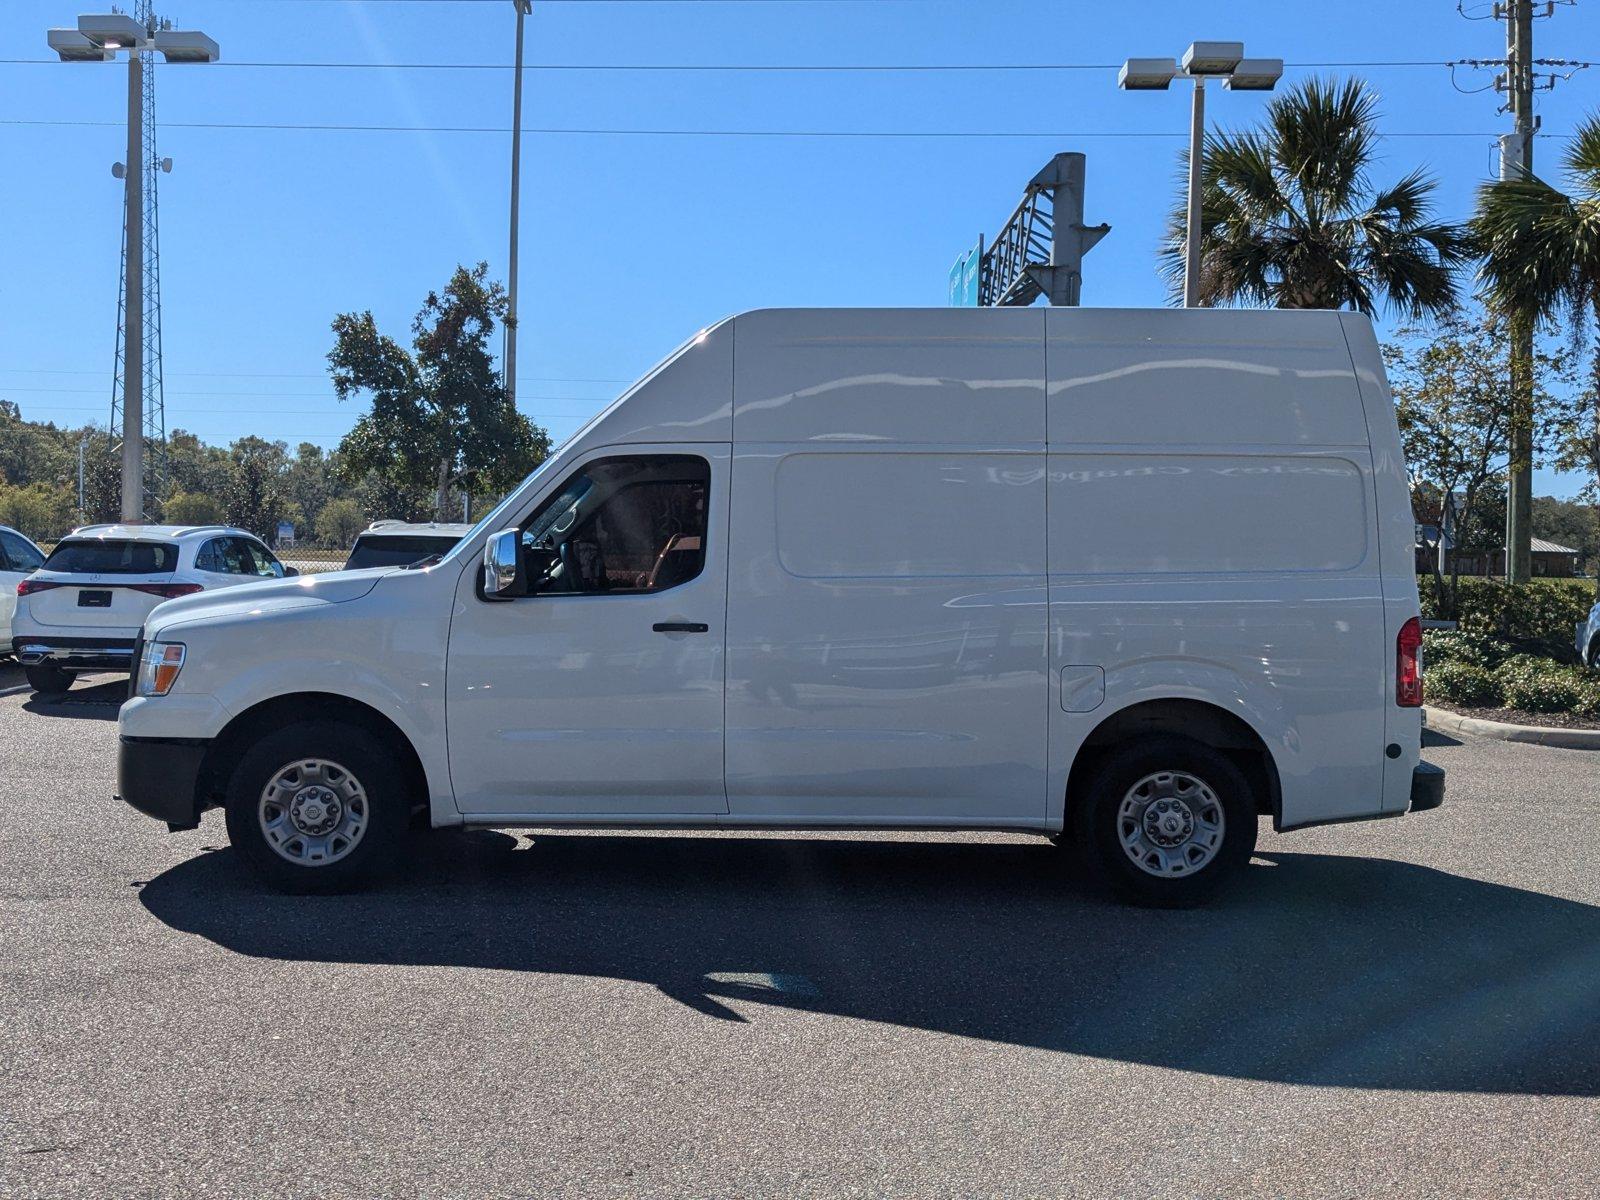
1073, 736, 1257, 908
223, 721, 408, 893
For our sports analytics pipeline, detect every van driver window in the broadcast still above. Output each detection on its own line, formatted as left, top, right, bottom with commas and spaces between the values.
520, 455, 710, 595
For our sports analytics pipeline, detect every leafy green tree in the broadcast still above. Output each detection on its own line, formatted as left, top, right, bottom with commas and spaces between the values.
284, 442, 337, 537
314, 496, 366, 548
328, 262, 550, 521
1532, 494, 1600, 576
0, 402, 74, 489
166, 430, 233, 502
0, 482, 76, 540
165, 490, 225, 526
224, 436, 290, 539
80, 434, 121, 525
1387, 310, 1565, 614
1166, 77, 1470, 314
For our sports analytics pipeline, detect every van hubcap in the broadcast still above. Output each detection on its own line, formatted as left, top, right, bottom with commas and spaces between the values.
1117, 770, 1225, 878
259, 759, 368, 867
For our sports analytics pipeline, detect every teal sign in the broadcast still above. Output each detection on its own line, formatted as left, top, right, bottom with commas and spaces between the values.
948, 236, 983, 306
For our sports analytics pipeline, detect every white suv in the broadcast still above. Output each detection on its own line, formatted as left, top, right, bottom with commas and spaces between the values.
1, 525, 48, 643
343, 521, 474, 570
12, 524, 291, 694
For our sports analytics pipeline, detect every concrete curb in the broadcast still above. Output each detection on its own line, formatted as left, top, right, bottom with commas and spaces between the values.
1425, 705, 1600, 750
0, 685, 30, 699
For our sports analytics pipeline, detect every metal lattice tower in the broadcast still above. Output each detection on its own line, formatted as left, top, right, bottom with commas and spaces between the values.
108, 0, 168, 518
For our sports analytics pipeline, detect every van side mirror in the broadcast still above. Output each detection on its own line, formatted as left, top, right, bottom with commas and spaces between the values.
282, 566, 300, 578
481, 529, 527, 600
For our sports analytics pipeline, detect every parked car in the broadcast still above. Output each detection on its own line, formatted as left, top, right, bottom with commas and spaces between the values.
116, 307, 1443, 905
1, 525, 48, 646
13, 524, 292, 694
1579, 601, 1600, 668
343, 521, 473, 571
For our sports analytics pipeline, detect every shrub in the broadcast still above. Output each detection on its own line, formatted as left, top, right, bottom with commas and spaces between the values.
1422, 628, 1511, 669
1500, 664, 1584, 713
1575, 678, 1600, 719
1422, 578, 1595, 663
1427, 660, 1501, 707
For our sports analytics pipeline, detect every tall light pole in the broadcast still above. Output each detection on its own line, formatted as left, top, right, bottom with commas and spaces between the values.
505, 1, 533, 415
1118, 43, 1282, 308
47, 10, 218, 524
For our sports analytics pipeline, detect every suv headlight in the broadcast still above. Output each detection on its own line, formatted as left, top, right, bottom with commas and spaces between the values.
136, 641, 186, 697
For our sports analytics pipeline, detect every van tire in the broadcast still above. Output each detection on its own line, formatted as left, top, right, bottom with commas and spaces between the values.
223, 720, 408, 894
1072, 735, 1257, 908
24, 664, 74, 695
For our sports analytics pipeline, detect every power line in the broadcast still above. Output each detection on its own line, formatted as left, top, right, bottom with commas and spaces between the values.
1, 368, 631, 383
1, 117, 1539, 139
0, 57, 1485, 71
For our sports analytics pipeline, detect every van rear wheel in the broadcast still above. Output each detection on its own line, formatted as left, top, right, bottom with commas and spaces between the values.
1073, 735, 1257, 908
223, 720, 408, 894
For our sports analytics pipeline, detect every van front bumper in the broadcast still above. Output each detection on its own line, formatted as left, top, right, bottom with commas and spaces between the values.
1410, 761, 1446, 812
117, 736, 210, 831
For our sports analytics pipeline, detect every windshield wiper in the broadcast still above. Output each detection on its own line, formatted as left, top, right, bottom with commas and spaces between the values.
402, 553, 444, 570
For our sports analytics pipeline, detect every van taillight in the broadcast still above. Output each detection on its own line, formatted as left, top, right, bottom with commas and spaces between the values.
129, 583, 204, 599
16, 580, 61, 597
1397, 616, 1423, 707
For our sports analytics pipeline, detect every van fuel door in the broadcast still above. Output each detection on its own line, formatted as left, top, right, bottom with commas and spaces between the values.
1060, 666, 1105, 713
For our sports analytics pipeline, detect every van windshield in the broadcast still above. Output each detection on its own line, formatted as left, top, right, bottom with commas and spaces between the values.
43, 539, 177, 574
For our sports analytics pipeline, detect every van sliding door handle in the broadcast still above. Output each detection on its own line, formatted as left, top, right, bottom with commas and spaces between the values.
652, 621, 709, 634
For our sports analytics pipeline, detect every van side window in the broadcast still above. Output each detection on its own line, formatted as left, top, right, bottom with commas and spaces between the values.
520, 455, 710, 595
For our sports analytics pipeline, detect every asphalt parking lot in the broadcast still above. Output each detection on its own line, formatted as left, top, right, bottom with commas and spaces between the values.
3, 662, 1598, 1199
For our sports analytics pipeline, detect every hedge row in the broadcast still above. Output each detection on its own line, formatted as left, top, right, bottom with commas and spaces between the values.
1425, 629, 1600, 715
1420, 578, 1596, 664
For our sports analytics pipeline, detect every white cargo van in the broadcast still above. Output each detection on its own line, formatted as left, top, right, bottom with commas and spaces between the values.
116, 308, 1442, 905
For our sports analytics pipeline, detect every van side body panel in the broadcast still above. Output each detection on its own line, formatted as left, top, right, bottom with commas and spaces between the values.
1043, 308, 1388, 831
723, 308, 1051, 822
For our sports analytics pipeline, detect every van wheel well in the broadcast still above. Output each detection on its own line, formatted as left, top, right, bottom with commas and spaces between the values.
196, 693, 428, 817
1064, 699, 1280, 829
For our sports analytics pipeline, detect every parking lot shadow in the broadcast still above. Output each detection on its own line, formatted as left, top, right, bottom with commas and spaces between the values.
140, 834, 1600, 1096
20, 676, 124, 720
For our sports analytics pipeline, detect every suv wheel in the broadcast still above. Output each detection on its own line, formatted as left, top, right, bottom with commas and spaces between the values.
223, 720, 409, 893
24, 663, 74, 695
1073, 735, 1258, 908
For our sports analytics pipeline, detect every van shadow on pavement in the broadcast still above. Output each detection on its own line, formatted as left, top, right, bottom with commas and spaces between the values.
19, 676, 125, 720
139, 832, 1600, 1097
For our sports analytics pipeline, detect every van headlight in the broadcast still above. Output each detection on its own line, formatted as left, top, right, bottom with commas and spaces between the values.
136, 641, 186, 697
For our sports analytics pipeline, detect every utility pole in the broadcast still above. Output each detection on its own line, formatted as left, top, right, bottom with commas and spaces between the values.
505, 1, 533, 414
1501, 0, 1538, 585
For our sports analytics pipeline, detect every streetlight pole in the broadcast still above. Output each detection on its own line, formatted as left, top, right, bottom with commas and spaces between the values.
505, 1, 533, 414
1119, 43, 1282, 308
47, 10, 219, 524
1184, 76, 1205, 309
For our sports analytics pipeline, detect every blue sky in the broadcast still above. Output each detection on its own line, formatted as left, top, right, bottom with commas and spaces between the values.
4, 0, 1599, 495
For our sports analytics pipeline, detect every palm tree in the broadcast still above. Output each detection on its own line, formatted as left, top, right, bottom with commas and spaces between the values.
1163, 77, 1470, 315
1477, 114, 1600, 599
1475, 113, 1600, 340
